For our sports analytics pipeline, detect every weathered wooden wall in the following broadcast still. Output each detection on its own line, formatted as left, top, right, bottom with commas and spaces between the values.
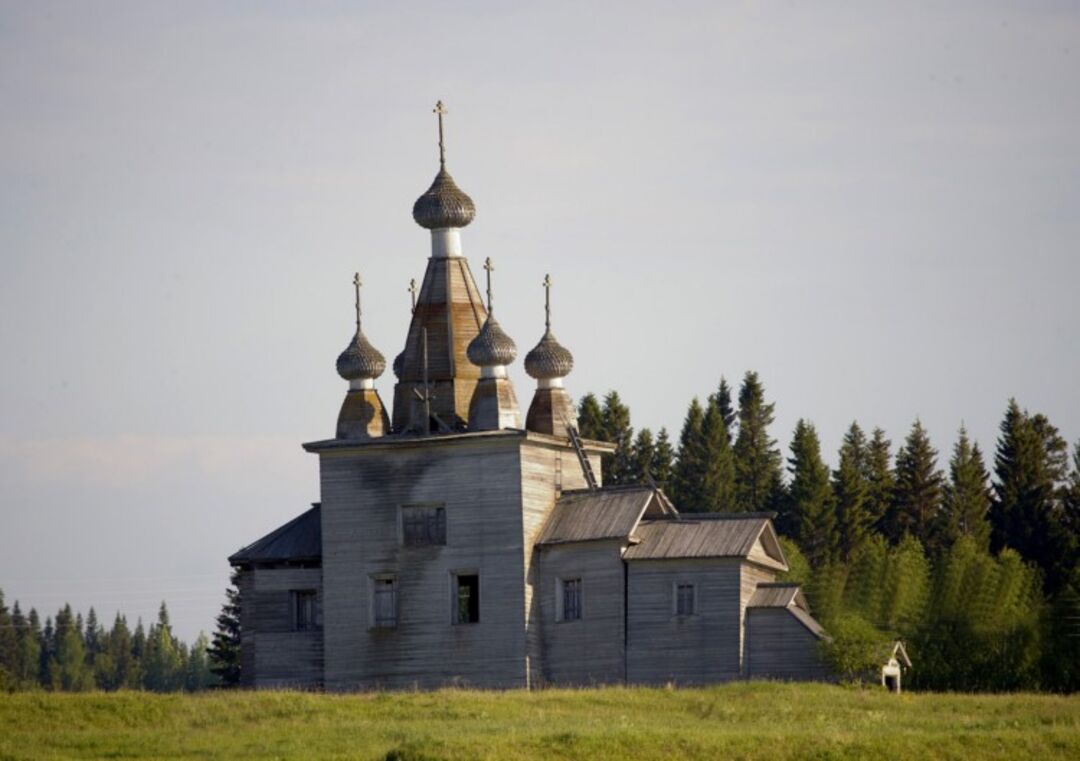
746, 608, 830, 681
625, 558, 743, 685
739, 563, 777, 675
242, 566, 323, 689
534, 541, 626, 685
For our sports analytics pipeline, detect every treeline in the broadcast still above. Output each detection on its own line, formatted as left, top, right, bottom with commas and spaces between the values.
0, 597, 230, 692
578, 373, 1080, 692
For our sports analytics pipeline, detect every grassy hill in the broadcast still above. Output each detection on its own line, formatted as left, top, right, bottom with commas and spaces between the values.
1, 682, 1078, 760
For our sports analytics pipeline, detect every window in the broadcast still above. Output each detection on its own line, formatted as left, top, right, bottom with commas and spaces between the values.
372, 576, 397, 629
558, 577, 583, 622
402, 505, 446, 546
291, 590, 318, 631
453, 573, 480, 624
675, 583, 695, 617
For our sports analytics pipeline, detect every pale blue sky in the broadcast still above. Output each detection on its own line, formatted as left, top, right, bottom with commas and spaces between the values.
1, 1, 1077, 640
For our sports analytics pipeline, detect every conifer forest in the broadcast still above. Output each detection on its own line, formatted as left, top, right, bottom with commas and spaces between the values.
1, 371, 1077, 694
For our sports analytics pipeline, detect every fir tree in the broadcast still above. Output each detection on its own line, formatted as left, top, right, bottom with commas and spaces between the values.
185, 633, 214, 692
38, 616, 54, 687
653, 428, 675, 489
16, 606, 41, 688
209, 571, 242, 687
833, 422, 871, 561
50, 604, 92, 691
629, 428, 656, 485
671, 397, 706, 511
601, 391, 634, 485
143, 602, 184, 692
0, 591, 16, 689
786, 419, 836, 566
576, 393, 604, 441
940, 425, 992, 549
733, 371, 783, 512
709, 376, 736, 443
990, 400, 1074, 591
864, 428, 895, 534
98, 614, 137, 691
83, 607, 103, 668
887, 420, 944, 550
700, 398, 736, 512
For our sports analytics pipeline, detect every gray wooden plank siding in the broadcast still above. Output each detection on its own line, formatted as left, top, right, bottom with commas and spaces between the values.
739, 563, 777, 675
535, 541, 626, 685
746, 608, 830, 681
238, 570, 256, 686
320, 435, 530, 691
249, 567, 323, 688
626, 558, 744, 685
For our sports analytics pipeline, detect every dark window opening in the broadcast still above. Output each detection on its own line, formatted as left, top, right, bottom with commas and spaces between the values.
561, 577, 582, 621
402, 505, 447, 547
291, 589, 318, 631
676, 583, 695, 616
455, 574, 479, 624
373, 577, 397, 629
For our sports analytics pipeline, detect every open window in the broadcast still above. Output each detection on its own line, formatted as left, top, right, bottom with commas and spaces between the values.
452, 572, 479, 624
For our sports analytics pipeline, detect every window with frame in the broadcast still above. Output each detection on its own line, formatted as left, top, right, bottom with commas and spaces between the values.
372, 576, 397, 629
453, 573, 480, 624
559, 577, 583, 622
675, 583, 695, 617
402, 505, 447, 547
291, 590, 318, 631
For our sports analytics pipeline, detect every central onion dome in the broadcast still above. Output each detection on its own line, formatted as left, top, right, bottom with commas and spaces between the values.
467, 315, 517, 367
337, 330, 386, 381
412, 168, 476, 229
525, 329, 574, 380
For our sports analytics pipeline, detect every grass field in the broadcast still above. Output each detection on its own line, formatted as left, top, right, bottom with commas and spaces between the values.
1, 682, 1078, 760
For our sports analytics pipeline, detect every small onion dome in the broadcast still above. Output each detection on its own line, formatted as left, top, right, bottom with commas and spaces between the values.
524, 329, 574, 380
412, 168, 476, 229
392, 349, 405, 380
336, 330, 386, 381
467, 315, 517, 367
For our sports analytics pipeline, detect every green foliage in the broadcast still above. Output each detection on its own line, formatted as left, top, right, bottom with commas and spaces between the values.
940, 425, 992, 549
864, 428, 895, 534
886, 420, 944, 550
833, 422, 871, 561
652, 428, 675, 489
671, 397, 706, 511
776, 537, 811, 587
709, 376, 736, 441
575, 391, 635, 485
699, 399, 735, 512
142, 603, 185, 692
733, 371, 783, 512
576, 393, 604, 442
629, 428, 656, 485
818, 614, 893, 684
209, 572, 242, 688
786, 420, 836, 566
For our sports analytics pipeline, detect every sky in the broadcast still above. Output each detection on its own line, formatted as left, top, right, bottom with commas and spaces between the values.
1, 1, 1078, 641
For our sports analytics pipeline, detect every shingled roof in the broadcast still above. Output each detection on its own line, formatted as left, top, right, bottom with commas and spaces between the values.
622, 514, 787, 570
229, 504, 322, 566
748, 582, 810, 611
535, 486, 673, 545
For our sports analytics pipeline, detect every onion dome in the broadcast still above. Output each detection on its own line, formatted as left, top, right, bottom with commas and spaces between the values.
525, 329, 574, 380
467, 315, 517, 367
392, 350, 405, 380
412, 168, 476, 229
337, 330, 386, 381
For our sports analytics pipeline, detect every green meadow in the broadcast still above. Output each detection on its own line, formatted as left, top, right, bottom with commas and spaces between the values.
1, 682, 1078, 760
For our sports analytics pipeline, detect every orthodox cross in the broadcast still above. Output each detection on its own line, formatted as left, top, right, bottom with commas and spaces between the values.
434, 100, 448, 168
543, 273, 552, 331
408, 278, 418, 313
353, 272, 363, 332
483, 257, 494, 313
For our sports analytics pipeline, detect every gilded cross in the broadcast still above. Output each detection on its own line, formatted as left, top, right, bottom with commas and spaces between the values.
353, 272, 362, 331
483, 257, 494, 313
408, 278, 418, 313
434, 100, 448, 168
543, 274, 552, 331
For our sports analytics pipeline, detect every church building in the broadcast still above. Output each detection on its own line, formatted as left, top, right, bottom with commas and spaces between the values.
228, 103, 829, 690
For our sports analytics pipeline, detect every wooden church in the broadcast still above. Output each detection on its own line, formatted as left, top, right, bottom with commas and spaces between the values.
228, 103, 829, 690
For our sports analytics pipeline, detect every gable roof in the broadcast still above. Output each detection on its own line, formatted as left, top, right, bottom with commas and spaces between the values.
748, 582, 810, 611
536, 486, 671, 545
229, 504, 322, 565
622, 514, 787, 570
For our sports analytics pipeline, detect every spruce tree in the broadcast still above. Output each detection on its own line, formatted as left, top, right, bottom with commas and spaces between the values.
671, 397, 706, 511
38, 616, 54, 687
733, 371, 783, 512
209, 571, 243, 687
833, 422, 872, 561
700, 399, 736, 511
629, 428, 656, 485
84, 607, 103, 671
709, 376, 736, 443
15, 605, 41, 689
940, 425, 992, 549
786, 419, 836, 566
991, 400, 1074, 591
185, 633, 214, 691
864, 428, 895, 534
576, 393, 605, 441
143, 602, 184, 692
653, 428, 675, 490
887, 420, 944, 550
601, 391, 634, 485
0, 591, 16, 689
50, 604, 92, 691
